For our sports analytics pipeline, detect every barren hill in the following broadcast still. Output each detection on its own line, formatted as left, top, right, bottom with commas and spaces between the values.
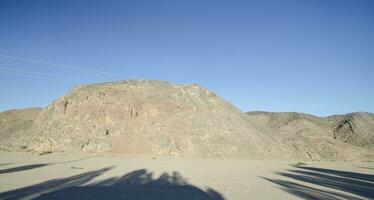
24, 80, 285, 159
0, 108, 41, 151
246, 111, 374, 160
0, 80, 373, 160
328, 112, 374, 148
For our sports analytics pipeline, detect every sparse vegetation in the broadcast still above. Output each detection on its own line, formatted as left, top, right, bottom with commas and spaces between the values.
39, 150, 52, 156
70, 166, 84, 169
295, 162, 307, 166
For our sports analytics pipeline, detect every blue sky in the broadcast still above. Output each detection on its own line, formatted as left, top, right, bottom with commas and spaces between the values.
0, 0, 373, 116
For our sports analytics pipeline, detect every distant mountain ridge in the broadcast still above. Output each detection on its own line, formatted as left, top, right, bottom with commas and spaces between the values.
246, 111, 374, 148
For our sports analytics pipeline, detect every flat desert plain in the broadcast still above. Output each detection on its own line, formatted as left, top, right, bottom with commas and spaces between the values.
0, 152, 373, 200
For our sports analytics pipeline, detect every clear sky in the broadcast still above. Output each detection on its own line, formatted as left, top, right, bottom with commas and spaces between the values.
0, 0, 373, 116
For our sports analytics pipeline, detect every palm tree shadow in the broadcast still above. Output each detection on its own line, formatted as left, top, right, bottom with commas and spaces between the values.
0, 167, 225, 200
0, 164, 49, 174
262, 165, 374, 200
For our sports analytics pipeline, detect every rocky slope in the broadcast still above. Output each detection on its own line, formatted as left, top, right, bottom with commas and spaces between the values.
328, 112, 374, 148
0, 80, 373, 160
21, 80, 287, 159
246, 111, 374, 160
0, 108, 41, 151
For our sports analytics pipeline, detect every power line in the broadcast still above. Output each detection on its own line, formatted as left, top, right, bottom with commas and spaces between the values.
0, 67, 91, 84
0, 69, 76, 84
0, 54, 121, 77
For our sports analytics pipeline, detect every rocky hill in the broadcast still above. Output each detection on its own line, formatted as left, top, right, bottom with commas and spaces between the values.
20, 80, 287, 159
246, 111, 374, 160
0, 108, 41, 151
0, 80, 373, 160
328, 112, 374, 148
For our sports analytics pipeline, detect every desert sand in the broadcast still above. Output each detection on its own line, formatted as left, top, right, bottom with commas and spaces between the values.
0, 152, 373, 200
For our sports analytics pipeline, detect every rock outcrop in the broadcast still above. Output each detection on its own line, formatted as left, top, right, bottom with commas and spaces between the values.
328, 112, 374, 148
25, 80, 283, 159
246, 111, 374, 160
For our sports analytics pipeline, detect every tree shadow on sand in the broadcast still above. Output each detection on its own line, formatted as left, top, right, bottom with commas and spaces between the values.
262, 166, 374, 200
0, 164, 49, 174
0, 166, 225, 200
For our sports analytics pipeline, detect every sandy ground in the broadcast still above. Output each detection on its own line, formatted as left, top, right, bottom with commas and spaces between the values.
0, 152, 373, 200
